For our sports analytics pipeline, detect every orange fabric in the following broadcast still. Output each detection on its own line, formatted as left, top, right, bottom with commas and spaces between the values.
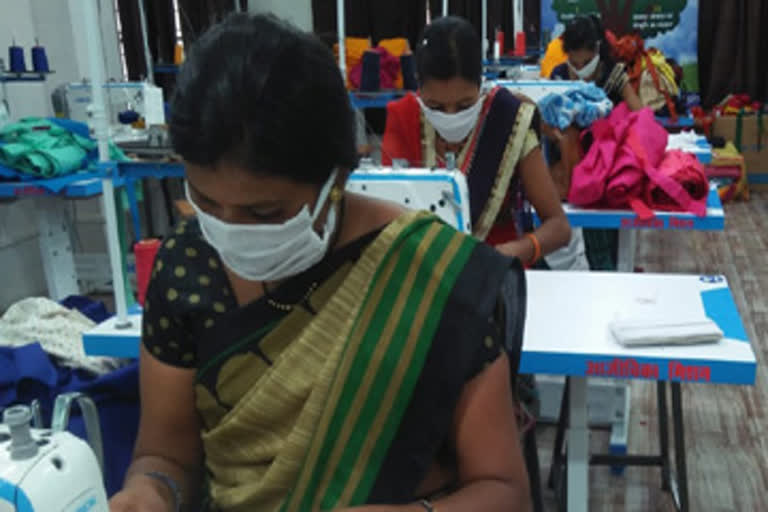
540, 37, 567, 78
382, 93, 423, 166
378, 37, 410, 89
612, 34, 678, 121
333, 37, 371, 89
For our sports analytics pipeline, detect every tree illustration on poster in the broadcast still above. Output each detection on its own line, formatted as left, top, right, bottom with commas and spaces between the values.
550, 0, 687, 37
543, 0, 699, 92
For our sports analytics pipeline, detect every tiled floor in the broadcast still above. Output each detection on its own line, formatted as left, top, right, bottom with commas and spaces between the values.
537, 193, 768, 511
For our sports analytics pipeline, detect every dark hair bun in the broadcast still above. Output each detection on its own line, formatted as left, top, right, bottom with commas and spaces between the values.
170, 13, 358, 184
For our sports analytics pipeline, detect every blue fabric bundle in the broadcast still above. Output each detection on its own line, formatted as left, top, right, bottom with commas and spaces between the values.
538, 84, 614, 130
0, 343, 139, 497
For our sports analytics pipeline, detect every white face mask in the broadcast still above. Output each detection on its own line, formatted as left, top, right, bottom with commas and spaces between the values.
568, 52, 600, 80
417, 95, 484, 143
186, 170, 338, 282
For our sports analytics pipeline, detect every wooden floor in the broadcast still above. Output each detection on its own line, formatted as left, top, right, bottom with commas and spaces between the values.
536, 192, 768, 511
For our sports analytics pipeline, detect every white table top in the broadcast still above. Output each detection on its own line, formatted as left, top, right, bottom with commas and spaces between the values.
83, 272, 754, 385
521, 271, 755, 385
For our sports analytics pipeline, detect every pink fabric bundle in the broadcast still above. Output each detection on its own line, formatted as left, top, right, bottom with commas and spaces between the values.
609, 105, 668, 212
646, 150, 708, 214
566, 117, 617, 206
349, 47, 400, 90
569, 103, 707, 217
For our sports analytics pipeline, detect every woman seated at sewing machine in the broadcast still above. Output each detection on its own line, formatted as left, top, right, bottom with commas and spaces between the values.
546, 15, 643, 270
550, 15, 642, 110
381, 16, 570, 264
110, 13, 531, 512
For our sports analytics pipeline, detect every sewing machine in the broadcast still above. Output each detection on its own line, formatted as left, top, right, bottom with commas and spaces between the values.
347, 167, 472, 233
51, 81, 165, 146
0, 394, 108, 511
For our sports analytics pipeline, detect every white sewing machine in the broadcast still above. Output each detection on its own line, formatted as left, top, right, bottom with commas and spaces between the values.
51, 81, 165, 145
347, 167, 472, 233
0, 395, 108, 512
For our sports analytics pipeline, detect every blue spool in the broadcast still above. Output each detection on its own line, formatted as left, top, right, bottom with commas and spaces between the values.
9, 45, 25, 72
32, 46, 49, 73
359, 51, 381, 92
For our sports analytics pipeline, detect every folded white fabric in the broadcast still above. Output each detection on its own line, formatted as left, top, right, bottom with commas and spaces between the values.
609, 317, 724, 347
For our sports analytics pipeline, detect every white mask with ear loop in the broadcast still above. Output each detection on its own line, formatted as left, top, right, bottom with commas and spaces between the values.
417, 95, 484, 143
186, 170, 339, 282
568, 47, 601, 80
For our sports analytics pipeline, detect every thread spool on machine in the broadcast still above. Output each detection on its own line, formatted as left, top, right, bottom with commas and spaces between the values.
7, 38, 50, 73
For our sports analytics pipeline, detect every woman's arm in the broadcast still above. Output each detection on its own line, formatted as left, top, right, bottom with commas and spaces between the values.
621, 82, 644, 111
340, 353, 531, 512
109, 345, 204, 512
496, 146, 571, 261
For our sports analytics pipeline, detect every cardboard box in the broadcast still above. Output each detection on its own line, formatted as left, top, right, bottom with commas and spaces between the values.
713, 115, 768, 189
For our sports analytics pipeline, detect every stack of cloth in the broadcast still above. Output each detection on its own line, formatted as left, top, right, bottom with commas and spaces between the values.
538, 84, 614, 130
0, 297, 124, 375
666, 130, 712, 160
0, 296, 137, 496
610, 317, 723, 347
706, 142, 749, 202
0, 117, 127, 180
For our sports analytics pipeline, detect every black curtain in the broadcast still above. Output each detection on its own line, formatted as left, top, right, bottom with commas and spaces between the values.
427, 0, 541, 55
118, 0, 174, 81
117, 0, 246, 96
117, 0, 246, 79
312, 0, 427, 51
177, 0, 248, 49
698, 0, 768, 107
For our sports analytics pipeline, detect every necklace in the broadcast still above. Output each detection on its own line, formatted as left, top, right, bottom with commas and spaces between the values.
263, 196, 346, 313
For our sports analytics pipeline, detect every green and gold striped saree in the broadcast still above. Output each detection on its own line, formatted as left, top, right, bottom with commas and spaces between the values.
198, 211, 520, 511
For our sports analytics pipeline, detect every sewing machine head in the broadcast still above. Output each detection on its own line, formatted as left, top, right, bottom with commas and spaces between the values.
0, 405, 108, 512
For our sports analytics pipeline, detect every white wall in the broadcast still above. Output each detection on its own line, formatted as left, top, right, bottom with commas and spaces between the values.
0, 0, 121, 310
248, 0, 313, 31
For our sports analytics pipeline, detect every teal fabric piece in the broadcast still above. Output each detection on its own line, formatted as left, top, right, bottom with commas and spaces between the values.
0, 117, 96, 177
0, 117, 132, 178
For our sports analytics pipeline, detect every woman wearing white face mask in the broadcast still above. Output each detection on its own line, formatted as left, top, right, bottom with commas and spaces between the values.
111, 13, 534, 512
548, 15, 642, 271
382, 16, 570, 264
550, 15, 643, 110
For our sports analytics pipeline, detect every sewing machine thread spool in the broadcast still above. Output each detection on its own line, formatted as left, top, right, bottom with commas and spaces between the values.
3, 405, 38, 460
9, 44, 26, 72
32, 42, 49, 73
360, 50, 381, 92
401, 54, 417, 91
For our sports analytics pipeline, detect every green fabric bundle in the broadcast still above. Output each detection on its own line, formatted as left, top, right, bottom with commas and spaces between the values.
0, 117, 128, 177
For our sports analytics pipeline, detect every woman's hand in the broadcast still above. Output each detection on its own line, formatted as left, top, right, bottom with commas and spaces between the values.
496, 238, 535, 262
541, 122, 564, 142
109, 477, 174, 512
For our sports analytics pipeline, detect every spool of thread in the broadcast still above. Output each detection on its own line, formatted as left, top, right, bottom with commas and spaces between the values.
493, 41, 501, 62
514, 32, 526, 57
173, 42, 185, 65
400, 54, 417, 91
118, 109, 140, 125
9, 45, 25, 72
134, 239, 161, 307
496, 30, 505, 56
31, 45, 49, 73
360, 50, 381, 92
